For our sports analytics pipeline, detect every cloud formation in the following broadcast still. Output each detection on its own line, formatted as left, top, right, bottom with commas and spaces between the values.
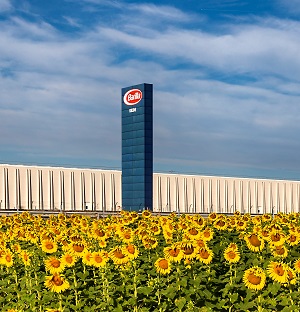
1, 1, 300, 179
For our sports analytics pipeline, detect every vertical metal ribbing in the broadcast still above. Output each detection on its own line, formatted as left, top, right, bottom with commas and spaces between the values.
247, 181, 251, 214
27, 169, 32, 210
81, 172, 85, 211
201, 179, 204, 213
39, 170, 44, 210
193, 178, 196, 213
110, 174, 115, 211
93, 173, 96, 211
290, 183, 294, 213
232, 180, 236, 213
70, 172, 75, 210
297, 184, 300, 213
270, 182, 273, 214
262, 182, 266, 214
16, 168, 20, 210
102, 173, 106, 212
284, 183, 287, 214
4, 168, 9, 209
255, 182, 258, 214
276, 183, 280, 213
59, 171, 65, 211
216, 180, 220, 213
175, 177, 179, 213
239, 180, 244, 213
225, 180, 228, 213
166, 177, 170, 212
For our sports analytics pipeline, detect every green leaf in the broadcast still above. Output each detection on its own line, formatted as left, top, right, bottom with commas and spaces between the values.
175, 297, 186, 310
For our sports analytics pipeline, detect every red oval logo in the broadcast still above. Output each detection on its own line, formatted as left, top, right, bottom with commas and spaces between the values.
123, 89, 143, 106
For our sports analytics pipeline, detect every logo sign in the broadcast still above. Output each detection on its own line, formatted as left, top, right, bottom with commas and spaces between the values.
123, 89, 143, 106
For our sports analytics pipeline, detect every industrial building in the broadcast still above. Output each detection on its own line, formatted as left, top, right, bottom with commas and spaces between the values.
1, 164, 300, 214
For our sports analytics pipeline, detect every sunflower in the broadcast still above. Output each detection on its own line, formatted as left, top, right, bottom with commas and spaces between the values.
45, 257, 65, 274
20, 250, 31, 266
81, 251, 93, 266
268, 231, 286, 246
267, 261, 288, 284
1, 250, 13, 267
119, 229, 134, 243
69, 242, 86, 256
164, 245, 183, 263
213, 218, 228, 231
61, 252, 77, 268
286, 266, 296, 285
243, 267, 266, 290
192, 216, 206, 229
196, 247, 213, 265
286, 232, 300, 246
235, 220, 248, 231
185, 227, 202, 240
41, 240, 58, 254
91, 251, 108, 268
294, 258, 300, 273
142, 237, 158, 250
154, 258, 172, 275
201, 227, 214, 241
270, 244, 288, 259
224, 247, 240, 264
109, 247, 129, 265
244, 233, 265, 252
180, 241, 197, 260
44, 273, 70, 293
142, 210, 152, 218
124, 244, 139, 260
208, 213, 218, 223
92, 228, 108, 241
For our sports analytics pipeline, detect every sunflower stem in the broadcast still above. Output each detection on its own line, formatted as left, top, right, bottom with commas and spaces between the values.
72, 268, 79, 307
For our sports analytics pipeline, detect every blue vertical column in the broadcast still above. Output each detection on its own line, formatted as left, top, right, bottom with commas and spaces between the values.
122, 83, 153, 211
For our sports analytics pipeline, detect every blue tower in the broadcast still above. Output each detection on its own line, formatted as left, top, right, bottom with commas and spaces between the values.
121, 83, 153, 211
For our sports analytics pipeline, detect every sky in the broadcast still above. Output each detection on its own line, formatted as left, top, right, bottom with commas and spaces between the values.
1, 0, 300, 180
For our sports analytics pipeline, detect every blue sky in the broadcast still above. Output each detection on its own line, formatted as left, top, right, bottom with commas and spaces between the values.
1, 0, 300, 180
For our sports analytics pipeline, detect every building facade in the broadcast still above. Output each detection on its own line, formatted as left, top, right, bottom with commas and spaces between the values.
1, 164, 300, 214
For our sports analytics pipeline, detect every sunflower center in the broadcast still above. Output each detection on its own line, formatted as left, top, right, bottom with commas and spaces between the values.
95, 229, 105, 237
216, 220, 225, 227
5, 254, 12, 262
289, 235, 296, 242
247, 273, 261, 285
275, 247, 285, 255
183, 247, 194, 255
65, 255, 73, 264
94, 255, 103, 263
114, 250, 125, 259
271, 234, 280, 242
169, 248, 180, 257
73, 244, 84, 252
199, 249, 209, 259
158, 259, 169, 269
275, 265, 285, 276
189, 228, 198, 235
45, 242, 54, 249
51, 259, 61, 268
127, 245, 135, 254
248, 234, 261, 247
227, 251, 237, 259
52, 275, 63, 286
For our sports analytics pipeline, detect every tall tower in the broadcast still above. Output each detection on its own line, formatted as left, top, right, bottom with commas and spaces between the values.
121, 83, 153, 211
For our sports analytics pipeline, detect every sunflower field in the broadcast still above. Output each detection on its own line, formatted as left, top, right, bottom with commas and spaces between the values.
1, 210, 300, 312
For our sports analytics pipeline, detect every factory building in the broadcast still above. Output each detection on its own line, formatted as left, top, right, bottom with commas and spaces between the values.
1, 164, 300, 214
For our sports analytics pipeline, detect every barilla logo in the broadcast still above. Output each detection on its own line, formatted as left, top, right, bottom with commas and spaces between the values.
123, 89, 143, 106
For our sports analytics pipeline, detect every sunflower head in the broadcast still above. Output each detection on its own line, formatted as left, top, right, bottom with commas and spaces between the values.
243, 266, 266, 290
154, 258, 171, 275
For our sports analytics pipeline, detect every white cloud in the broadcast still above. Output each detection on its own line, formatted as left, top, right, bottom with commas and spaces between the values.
0, 0, 12, 12
1, 5, 300, 176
